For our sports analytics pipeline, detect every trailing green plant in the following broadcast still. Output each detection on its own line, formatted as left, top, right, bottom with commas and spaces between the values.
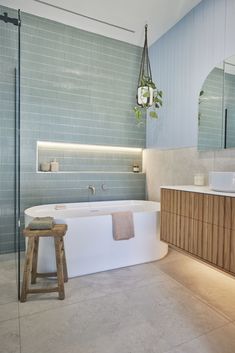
134, 76, 163, 124
134, 25, 163, 124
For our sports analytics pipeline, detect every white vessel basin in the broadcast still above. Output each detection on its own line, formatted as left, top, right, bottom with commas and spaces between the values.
209, 172, 235, 192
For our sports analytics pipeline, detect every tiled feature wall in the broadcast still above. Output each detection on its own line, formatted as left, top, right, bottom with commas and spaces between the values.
21, 172, 146, 205
38, 144, 142, 173
0, 7, 18, 254
0, 6, 145, 253
20, 13, 144, 148
144, 147, 235, 201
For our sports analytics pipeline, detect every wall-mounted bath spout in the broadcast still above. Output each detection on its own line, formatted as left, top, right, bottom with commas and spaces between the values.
88, 185, 96, 195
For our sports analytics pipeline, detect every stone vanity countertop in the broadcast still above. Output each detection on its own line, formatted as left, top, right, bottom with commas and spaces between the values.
160, 185, 235, 197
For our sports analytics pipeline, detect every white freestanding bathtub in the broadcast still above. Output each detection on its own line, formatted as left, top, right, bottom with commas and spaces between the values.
24, 200, 168, 277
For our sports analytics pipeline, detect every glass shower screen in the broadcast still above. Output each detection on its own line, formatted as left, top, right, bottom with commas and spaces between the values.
0, 6, 21, 300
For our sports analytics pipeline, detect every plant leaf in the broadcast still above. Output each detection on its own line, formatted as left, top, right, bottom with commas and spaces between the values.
149, 82, 156, 89
150, 111, 158, 119
133, 107, 142, 121
143, 91, 150, 97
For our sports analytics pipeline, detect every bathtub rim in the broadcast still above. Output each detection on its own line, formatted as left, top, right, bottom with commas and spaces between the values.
24, 200, 160, 219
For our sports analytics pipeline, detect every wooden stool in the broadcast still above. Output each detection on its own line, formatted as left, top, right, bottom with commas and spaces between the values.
20, 224, 68, 302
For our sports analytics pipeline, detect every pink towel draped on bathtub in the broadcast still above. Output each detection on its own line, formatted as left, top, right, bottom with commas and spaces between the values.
112, 211, 135, 240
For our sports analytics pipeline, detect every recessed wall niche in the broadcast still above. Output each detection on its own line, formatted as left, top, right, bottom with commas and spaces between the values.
37, 141, 143, 173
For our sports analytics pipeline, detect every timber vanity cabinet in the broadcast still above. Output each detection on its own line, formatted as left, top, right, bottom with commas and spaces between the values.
160, 186, 235, 276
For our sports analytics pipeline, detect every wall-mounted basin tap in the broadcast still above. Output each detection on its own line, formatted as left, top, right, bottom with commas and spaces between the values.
88, 185, 96, 195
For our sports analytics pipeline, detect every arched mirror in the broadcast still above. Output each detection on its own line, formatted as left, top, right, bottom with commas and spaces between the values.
198, 55, 235, 151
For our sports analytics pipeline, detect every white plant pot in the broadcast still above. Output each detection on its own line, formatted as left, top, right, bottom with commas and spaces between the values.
137, 86, 154, 106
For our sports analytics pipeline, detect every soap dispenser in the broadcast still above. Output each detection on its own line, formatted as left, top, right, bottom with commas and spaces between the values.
50, 158, 59, 172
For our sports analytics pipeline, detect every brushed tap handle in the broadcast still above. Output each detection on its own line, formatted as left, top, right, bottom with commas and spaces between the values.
101, 184, 109, 191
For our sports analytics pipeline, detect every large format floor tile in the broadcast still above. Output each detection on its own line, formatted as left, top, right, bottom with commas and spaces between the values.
0, 253, 18, 305
19, 264, 228, 353
0, 302, 19, 322
155, 250, 235, 320
166, 322, 235, 353
0, 253, 19, 333
76, 261, 170, 295
19, 259, 170, 318
19, 275, 109, 317
2, 249, 235, 353
0, 319, 20, 353
20, 291, 148, 353
124, 278, 228, 348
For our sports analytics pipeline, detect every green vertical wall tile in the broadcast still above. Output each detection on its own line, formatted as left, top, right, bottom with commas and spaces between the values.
0, 5, 146, 254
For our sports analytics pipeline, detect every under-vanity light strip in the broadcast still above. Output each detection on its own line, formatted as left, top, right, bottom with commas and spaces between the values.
37, 141, 142, 153
33, 0, 135, 33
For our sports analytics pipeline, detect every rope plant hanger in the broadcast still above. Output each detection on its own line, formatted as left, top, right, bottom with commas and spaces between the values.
134, 25, 163, 123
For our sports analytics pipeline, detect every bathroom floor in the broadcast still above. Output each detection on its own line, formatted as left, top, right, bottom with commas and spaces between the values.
1, 249, 235, 353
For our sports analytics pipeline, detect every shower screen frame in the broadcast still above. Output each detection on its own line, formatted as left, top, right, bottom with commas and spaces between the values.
0, 9, 21, 299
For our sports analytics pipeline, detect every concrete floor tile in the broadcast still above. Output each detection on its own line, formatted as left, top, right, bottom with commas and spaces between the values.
20, 291, 145, 353
2, 249, 235, 353
0, 253, 18, 305
166, 322, 235, 353
0, 302, 19, 322
125, 278, 228, 347
0, 319, 20, 353
156, 251, 235, 320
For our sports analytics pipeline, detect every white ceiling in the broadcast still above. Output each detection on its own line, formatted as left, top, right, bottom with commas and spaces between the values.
1, 0, 202, 46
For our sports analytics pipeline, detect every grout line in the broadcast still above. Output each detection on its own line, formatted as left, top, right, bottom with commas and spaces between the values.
14, 252, 235, 344
184, 289, 232, 322
0, 299, 18, 305
155, 254, 233, 322
162, 321, 232, 353
17, 263, 168, 320
17, 302, 22, 353
17, 278, 159, 319
0, 316, 19, 325
18, 290, 112, 320
15, 251, 22, 353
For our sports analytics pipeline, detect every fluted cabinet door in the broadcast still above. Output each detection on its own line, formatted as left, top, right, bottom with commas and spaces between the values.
160, 188, 235, 277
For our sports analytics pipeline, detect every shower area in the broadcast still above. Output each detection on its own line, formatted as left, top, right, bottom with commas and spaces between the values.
0, 3, 145, 304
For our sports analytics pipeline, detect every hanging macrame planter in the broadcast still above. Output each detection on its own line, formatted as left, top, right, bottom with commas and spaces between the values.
137, 86, 154, 106
134, 25, 163, 123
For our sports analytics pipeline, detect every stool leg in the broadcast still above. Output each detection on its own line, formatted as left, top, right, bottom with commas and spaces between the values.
21, 237, 35, 303
61, 237, 68, 283
31, 236, 39, 284
54, 236, 65, 300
